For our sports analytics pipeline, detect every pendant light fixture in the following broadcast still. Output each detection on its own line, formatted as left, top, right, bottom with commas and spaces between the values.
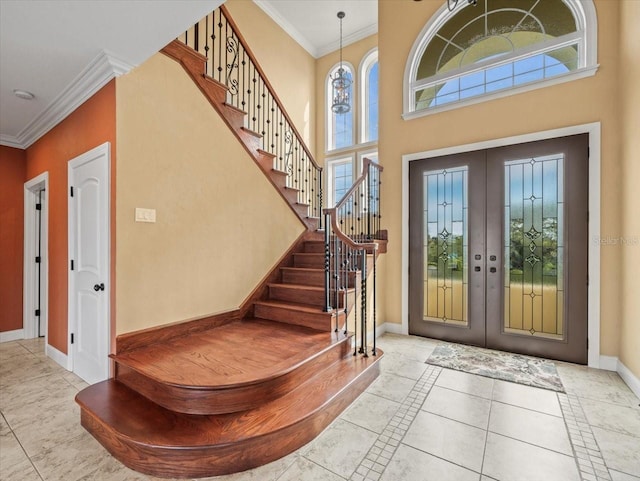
447, 0, 477, 12
331, 11, 351, 114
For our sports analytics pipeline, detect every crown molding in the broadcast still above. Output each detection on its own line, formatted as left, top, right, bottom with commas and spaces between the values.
2, 50, 134, 150
253, 0, 319, 57
0, 134, 24, 149
316, 23, 378, 58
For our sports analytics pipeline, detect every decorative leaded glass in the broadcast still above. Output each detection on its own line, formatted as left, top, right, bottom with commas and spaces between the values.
503, 153, 564, 339
413, 0, 580, 110
423, 167, 468, 325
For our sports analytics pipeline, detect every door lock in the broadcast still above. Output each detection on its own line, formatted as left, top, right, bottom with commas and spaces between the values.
93, 283, 105, 292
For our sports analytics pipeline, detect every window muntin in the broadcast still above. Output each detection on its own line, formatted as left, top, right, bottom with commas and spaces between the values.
360, 50, 379, 143
328, 157, 354, 206
327, 64, 355, 151
406, 0, 595, 115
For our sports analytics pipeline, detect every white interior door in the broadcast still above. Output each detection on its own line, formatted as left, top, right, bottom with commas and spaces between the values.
68, 143, 110, 385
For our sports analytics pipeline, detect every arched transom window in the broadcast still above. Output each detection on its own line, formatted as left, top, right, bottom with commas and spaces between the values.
404, 0, 597, 117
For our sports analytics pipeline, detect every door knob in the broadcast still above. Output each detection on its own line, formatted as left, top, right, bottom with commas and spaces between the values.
93, 283, 105, 291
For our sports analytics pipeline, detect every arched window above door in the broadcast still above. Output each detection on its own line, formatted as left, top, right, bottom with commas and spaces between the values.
403, 0, 598, 118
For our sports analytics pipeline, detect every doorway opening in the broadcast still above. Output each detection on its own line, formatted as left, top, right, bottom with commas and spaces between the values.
409, 134, 589, 364
23, 172, 49, 346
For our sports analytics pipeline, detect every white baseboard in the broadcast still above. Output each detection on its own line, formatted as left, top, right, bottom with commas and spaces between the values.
617, 359, 640, 400
597, 355, 640, 400
46, 344, 71, 371
379, 322, 404, 335
0, 329, 24, 343
599, 355, 618, 371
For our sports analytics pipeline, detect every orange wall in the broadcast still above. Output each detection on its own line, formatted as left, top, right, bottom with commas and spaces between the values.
0, 146, 27, 333
25, 80, 116, 354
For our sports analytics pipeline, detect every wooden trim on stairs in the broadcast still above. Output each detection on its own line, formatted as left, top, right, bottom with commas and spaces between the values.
218, 5, 320, 171
114, 310, 239, 354
160, 40, 317, 230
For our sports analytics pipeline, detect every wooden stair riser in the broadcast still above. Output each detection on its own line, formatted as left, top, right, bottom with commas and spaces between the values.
78, 356, 380, 478
222, 102, 247, 130
114, 338, 350, 415
280, 267, 359, 289
254, 302, 340, 331
281, 267, 324, 287
268, 284, 353, 309
303, 240, 325, 253
293, 253, 324, 268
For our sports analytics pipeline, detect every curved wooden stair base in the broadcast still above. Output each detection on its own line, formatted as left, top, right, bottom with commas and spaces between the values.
111, 319, 351, 415
160, 40, 319, 231
77, 351, 382, 479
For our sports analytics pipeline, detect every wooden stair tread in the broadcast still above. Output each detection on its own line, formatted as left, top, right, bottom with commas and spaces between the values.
77, 350, 383, 448
255, 299, 336, 314
113, 319, 347, 389
268, 283, 324, 292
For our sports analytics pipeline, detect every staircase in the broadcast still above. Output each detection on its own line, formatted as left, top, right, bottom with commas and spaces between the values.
76, 5, 385, 479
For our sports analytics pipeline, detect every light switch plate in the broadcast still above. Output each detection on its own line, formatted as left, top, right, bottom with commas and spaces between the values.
135, 207, 156, 223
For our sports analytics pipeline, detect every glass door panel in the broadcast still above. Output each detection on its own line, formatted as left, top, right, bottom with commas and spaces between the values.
409, 150, 486, 346
503, 154, 564, 340
423, 166, 468, 326
486, 134, 588, 364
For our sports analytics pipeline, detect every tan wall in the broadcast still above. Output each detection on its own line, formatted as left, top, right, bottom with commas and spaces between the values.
618, 0, 640, 378
315, 34, 379, 161
115, 53, 304, 335
379, 0, 623, 357
224, 0, 316, 156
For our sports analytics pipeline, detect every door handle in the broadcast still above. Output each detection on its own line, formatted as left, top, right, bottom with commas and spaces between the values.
93, 283, 105, 292
490, 267, 497, 273
474, 266, 481, 272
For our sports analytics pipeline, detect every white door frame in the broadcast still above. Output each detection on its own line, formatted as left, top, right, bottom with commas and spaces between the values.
67, 142, 111, 379
401, 122, 601, 368
23, 172, 49, 346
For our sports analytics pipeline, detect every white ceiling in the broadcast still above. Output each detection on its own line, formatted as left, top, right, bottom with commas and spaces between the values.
0, 0, 223, 148
0, 0, 377, 149
255, 0, 378, 58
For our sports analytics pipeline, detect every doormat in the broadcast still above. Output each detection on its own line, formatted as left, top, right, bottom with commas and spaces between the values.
427, 343, 565, 392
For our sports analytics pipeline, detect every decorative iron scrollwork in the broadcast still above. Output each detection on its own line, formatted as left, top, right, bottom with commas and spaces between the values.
225, 36, 239, 95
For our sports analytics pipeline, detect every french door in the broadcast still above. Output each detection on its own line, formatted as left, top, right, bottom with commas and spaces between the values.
409, 135, 588, 364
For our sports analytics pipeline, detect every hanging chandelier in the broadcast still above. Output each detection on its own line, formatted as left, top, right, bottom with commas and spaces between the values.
331, 11, 351, 115
447, 0, 478, 11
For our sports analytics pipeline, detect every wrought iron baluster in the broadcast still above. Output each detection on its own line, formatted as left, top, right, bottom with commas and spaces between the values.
217, 13, 223, 82
372, 250, 377, 355
360, 250, 367, 357
324, 214, 331, 313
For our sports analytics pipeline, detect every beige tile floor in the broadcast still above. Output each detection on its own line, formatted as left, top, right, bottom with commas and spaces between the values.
1, 335, 639, 481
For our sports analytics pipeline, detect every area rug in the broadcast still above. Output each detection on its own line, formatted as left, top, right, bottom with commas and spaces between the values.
427, 343, 565, 392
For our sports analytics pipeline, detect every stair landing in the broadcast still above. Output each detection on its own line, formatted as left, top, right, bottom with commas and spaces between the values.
113, 319, 350, 414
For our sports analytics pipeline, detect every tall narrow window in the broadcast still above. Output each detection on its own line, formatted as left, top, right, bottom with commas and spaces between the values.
328, 157, 354, 206
404, 0, 597, 116
327, 63, 354, 151
360, 49, 379, 143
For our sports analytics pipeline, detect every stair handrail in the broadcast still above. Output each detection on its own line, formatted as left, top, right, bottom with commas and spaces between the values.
180, 5, 323, 224
323, 157, 383, 358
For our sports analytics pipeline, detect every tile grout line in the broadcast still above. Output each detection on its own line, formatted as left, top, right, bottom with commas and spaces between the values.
0, 411, 46, 481
558, 391, 612, 481
348, 365, 442, 481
